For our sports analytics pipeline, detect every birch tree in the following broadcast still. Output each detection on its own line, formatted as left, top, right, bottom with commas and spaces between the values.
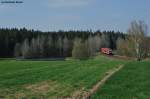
117, 37, 134, 57
14, 43, 21, 57
44, 36, 53, 57
63, 36, 70, 56
57, 37, 63, 56
21, 39, 31, 58
94, 35, 101, 51
87, 36, 96, 56
100, 34, 110, 48
128, 20, 148, 61
72, 38, 89, 59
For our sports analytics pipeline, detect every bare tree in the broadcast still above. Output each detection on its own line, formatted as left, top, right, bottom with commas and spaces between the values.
39, 36, 45, 57
100, 34, 110, 48
30, 38, 37, 57
94, 35, 101, 51
14, 43, 21, 57
21, 39, 31, 58
36, 36, 45, 57
41, 36, 52, 57
87, 36, 96, 56
117, 37, 134, 57
128, 20, 148, 61
72, 38, 89, 59
56, 36, 63, 56
63, 36, 70, 56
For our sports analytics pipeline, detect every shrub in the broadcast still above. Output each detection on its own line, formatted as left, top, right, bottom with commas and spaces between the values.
72, 39, 90, 59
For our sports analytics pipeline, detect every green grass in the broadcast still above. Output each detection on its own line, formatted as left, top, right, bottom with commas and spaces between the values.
92, 60, 150, 99
0, 56, 125, 99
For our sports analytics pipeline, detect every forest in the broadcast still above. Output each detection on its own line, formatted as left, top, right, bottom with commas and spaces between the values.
0, 28, 125, 58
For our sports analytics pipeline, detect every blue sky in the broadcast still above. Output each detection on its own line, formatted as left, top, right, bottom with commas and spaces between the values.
0, 0, 150, 33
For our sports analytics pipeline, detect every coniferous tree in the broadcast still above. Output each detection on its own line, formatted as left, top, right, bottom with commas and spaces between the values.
0, 28, 126, 58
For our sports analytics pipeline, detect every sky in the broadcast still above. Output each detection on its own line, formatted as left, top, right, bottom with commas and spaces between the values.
0, 0, 150, 34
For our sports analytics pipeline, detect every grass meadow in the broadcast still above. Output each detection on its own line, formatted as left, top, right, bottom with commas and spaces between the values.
0, 56, 125, 99
0, 56, 150, 99
92, 60, 150, 99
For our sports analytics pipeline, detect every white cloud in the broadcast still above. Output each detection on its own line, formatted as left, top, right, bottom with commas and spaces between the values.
47, 0, 91, 8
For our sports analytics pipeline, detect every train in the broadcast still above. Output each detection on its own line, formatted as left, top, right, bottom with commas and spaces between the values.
100, 48, 113, 55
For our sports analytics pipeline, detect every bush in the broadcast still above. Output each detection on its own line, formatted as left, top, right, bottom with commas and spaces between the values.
116, 38, 134, 57
72, 39, 90, 59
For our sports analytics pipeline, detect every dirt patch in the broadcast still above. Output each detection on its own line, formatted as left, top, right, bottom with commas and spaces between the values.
15, 92, 26, 99
25, 81, 50, 94
65, 87, 88, 99
22, 81, 74, 99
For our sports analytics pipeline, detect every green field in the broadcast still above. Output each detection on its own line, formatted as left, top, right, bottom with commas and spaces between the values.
1, 56, 150, 99
0, 56, 125, 99
92, 60, 150, 99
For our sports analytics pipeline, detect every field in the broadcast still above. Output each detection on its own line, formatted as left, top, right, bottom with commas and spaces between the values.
0, 56, 150, 99
0, 56, 125, 99
92, 60, 150, 99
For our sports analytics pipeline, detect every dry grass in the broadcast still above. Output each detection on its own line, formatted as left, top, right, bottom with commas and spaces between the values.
25, 81, 52, 94
1, 81, 75, 99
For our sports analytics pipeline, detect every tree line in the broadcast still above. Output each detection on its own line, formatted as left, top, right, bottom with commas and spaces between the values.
0, 28, 125, 58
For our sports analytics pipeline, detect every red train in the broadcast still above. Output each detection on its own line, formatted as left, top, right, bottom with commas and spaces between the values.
101, 48, 112, 55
